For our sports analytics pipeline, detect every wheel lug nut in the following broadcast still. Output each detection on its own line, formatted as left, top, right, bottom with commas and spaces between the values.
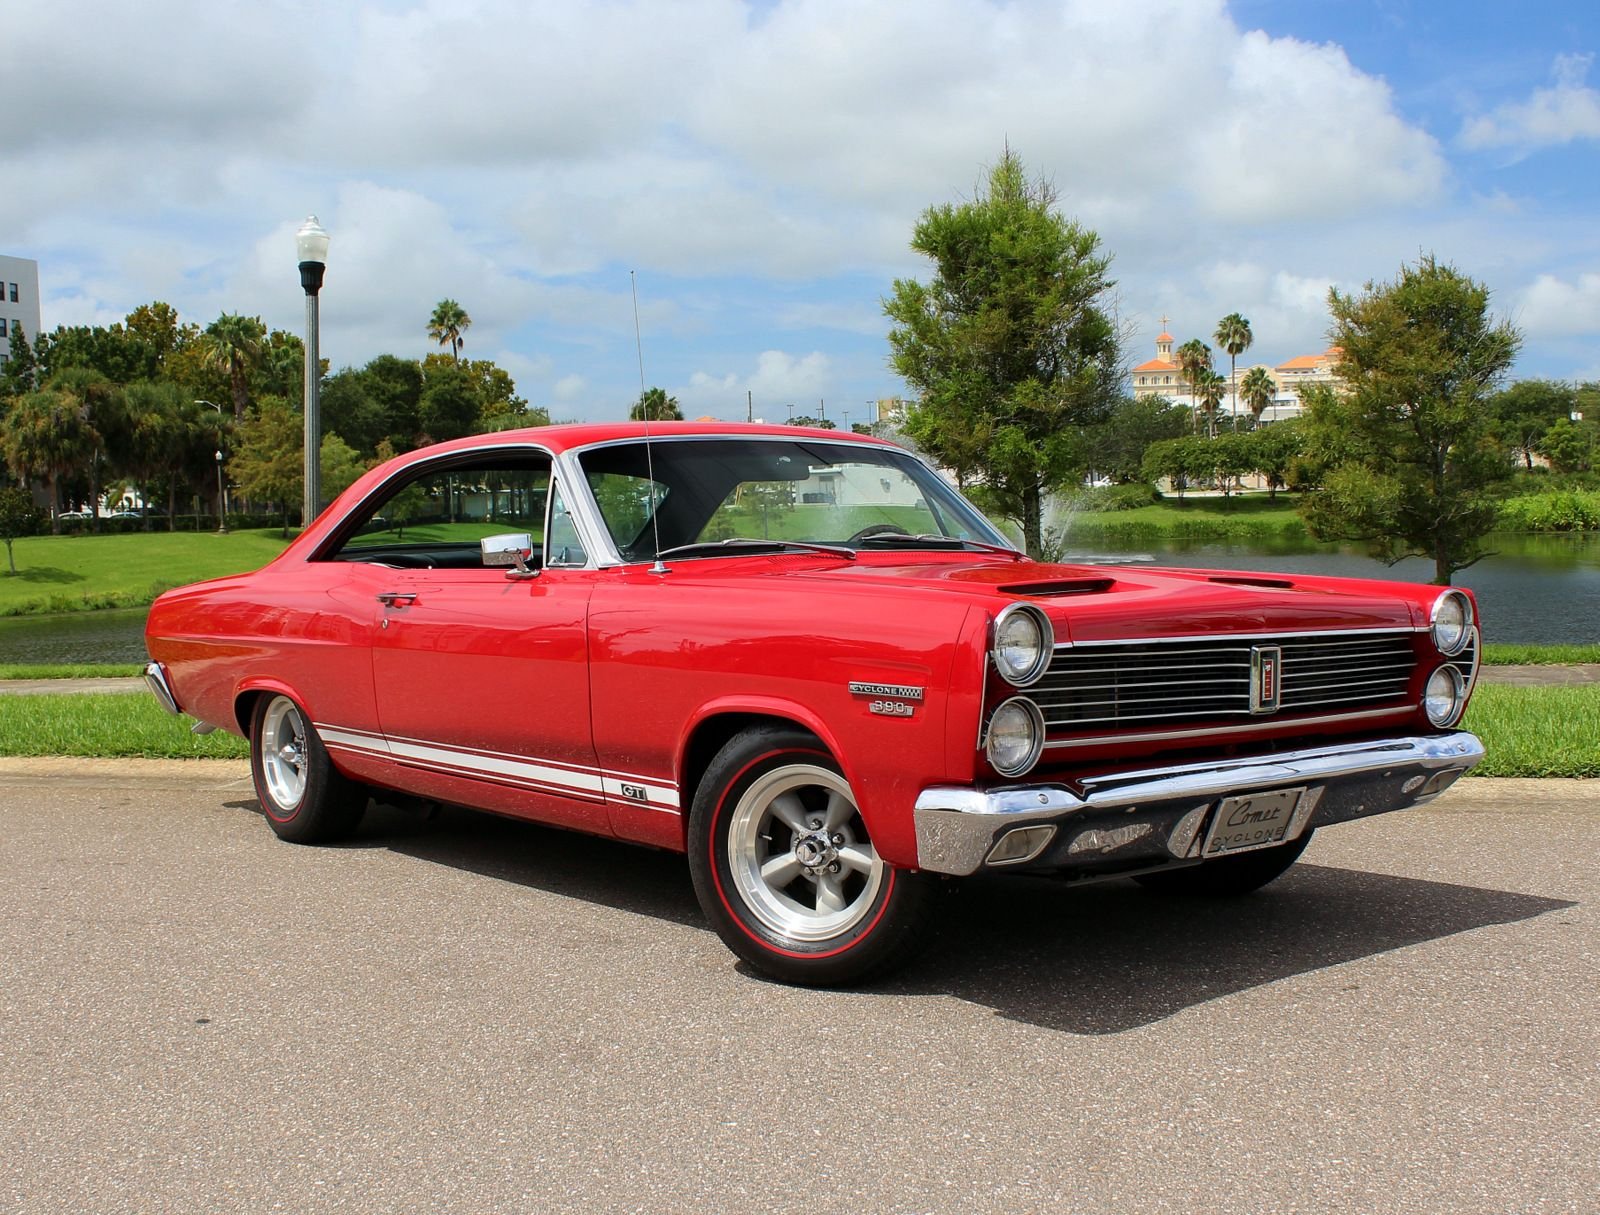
810, 819, 822, 829
828, 861, 841, 873
831, 833, 844, 846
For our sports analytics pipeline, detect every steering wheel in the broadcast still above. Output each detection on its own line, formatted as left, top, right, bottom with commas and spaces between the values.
845, 524, 910, 545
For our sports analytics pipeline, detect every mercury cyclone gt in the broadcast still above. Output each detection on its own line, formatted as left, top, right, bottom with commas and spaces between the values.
144, 422, 1484, 985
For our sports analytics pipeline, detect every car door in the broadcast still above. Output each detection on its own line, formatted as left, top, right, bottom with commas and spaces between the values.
349, 452, 607, 832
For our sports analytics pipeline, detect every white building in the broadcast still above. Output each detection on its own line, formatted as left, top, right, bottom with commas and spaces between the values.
0, 254, 42, 370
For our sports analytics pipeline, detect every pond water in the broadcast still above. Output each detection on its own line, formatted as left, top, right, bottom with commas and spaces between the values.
0, 532, 1595, 663
1063, 531, 1599, 647
0, 607, 154, 665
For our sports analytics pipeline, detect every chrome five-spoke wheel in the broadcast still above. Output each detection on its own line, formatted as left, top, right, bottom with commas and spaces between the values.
727, 763, 885, 943
688, 725, 938, 986
258, 695, 309, 813
248, 693, 365, 844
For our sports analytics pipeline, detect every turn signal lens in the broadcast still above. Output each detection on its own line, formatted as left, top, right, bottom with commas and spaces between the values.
1424, 665, 1464, 726
993, 605, 1053, 686
1430, 591, 1473, 656
986, 697, 1044, 776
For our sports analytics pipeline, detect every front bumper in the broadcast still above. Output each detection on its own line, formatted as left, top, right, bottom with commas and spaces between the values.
913, 731, 1484, 878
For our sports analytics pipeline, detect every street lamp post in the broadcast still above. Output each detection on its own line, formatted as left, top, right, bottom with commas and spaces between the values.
296, 215, 330, 529
214, 449, 228, 533
196, 400, 228, 533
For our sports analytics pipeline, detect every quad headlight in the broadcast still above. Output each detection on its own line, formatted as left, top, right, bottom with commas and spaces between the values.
985, 697, 1045, 777
992, 604, 1053, 686
1423, 664, 1465, 727
1430, 590, 1473, 656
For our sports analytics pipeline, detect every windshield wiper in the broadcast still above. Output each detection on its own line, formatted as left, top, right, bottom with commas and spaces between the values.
652, 538, 857, 561
856, 533, 1025, 561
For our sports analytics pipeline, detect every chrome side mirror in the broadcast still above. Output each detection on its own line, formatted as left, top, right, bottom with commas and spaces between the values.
480, 532, 539, 579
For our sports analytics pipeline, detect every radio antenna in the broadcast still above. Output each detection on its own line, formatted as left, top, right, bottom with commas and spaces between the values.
631, 270, 668, 575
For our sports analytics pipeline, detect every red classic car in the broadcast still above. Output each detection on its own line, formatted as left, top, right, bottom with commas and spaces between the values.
144, 422, 1483, 984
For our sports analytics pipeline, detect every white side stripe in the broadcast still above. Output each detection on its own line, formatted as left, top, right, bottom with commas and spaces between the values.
317, 723, 680, 812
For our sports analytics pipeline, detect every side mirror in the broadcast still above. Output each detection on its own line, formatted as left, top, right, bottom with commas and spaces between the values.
480, 532, 539, 579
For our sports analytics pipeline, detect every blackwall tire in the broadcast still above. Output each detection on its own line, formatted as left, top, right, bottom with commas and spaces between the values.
249, 693, 365, 844
687, 725, 938, 986
1134, 831, 1314, 897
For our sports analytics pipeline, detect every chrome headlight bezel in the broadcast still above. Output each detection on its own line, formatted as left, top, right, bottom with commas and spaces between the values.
992, 603, 1054, 687
1423, 664, 1465, 727
984, 697, 1045, 777
1430, 590, 1474, 657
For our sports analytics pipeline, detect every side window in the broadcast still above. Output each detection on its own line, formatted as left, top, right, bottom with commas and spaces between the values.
546, 481, 589, 567
321, 455, 551, 567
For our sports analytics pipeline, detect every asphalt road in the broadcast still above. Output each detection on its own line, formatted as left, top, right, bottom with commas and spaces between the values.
2, 760, 1595, 1214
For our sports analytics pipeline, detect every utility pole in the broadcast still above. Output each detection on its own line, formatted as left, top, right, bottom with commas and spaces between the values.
747, 390, 753, 423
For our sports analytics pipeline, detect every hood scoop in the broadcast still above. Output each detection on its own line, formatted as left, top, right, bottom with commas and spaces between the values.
1208, 574, 1296, 589
1001, 577, 1115, 597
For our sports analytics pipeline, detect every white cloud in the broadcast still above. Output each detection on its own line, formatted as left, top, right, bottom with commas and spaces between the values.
1518, 273, 1600, 337
1459, 54, 1600, 153
687, 350, 834, 414
553, 375, 588, 402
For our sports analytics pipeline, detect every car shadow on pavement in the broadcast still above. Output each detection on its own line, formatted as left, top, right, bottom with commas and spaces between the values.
351, 800, 707, 928
233, 798, 1574, 1034
885, 865, 1575, 1034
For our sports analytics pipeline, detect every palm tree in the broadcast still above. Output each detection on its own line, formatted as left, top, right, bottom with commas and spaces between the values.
199, 313, 267, 420
428, 299, 472, 363
1176, 339, 1212, 434
1214, 313, 1252, 431
1197, 370, 1226, 441
1240, 366, 1275, 425
630, 387, 683, 421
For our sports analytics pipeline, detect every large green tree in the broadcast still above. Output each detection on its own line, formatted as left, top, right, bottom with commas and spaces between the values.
1488, 379, 1575, 470
1, 389, 95, 532
884, 149, 1120, 556
1214, 312, 1253, 431
1299, 255, 1520, 584
1086, 395, 1191, 483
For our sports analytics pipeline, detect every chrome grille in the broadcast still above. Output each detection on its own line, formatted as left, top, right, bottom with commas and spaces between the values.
1027, 631, 1419, 731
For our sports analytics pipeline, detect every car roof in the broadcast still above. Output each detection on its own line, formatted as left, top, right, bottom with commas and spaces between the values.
421, 420, 896, 458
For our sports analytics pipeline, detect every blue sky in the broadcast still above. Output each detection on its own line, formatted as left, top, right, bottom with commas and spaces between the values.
4, 0, 1598, 422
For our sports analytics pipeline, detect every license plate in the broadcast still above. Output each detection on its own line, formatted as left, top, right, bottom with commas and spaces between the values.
1202, 787, 1306, 856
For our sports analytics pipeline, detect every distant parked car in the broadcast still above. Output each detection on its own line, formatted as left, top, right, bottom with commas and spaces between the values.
144, 422, 1485, 985
57, 509, 93, 521
109, 511, 142, 520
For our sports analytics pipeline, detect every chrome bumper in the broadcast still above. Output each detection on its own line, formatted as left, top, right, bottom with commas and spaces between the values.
913, 731, 1485, 877
144, 661, 180, 715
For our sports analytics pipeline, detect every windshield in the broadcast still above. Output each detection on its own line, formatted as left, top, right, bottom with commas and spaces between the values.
577, 437, 1010, 560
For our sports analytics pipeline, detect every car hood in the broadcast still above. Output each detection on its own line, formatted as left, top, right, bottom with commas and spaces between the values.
776, 555, 1419, 642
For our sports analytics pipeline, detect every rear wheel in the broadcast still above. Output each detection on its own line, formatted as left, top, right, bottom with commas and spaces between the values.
249, 693, 365, 844
1134, 831, 1313, 896
688, 725, 938, 986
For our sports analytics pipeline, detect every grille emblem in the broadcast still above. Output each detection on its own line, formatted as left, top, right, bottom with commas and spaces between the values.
1250, 646, 1281, 714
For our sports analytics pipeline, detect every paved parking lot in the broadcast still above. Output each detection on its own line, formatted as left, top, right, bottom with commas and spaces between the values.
2, 760, 1595, 1214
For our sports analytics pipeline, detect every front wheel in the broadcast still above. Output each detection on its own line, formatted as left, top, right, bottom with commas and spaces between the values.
1134, 831, 1313, 897
688, 726, 938, 986
249, 693, 366, 844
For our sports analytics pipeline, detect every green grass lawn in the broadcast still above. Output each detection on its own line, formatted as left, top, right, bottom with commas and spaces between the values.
0, 529, 292, 617
1, 683, 1592, 777
1062, 494, 1311, 545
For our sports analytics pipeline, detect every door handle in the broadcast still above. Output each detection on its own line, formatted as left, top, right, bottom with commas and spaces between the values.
376, 592, 418, 608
